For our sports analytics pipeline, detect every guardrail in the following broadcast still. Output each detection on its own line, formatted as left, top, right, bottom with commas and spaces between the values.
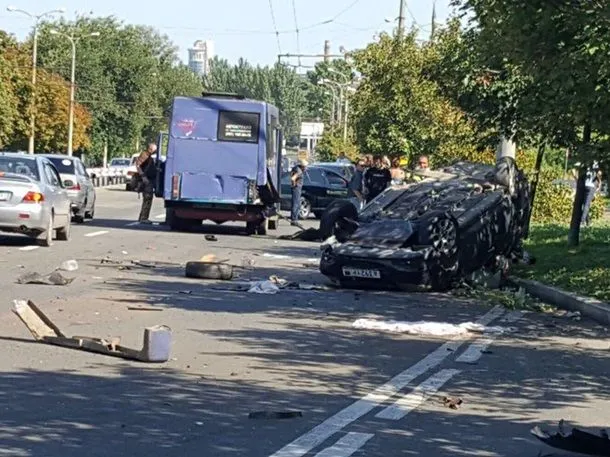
88, 168, 129, 188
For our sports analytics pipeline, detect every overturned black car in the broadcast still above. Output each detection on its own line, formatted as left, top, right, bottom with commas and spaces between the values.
319, 158, 532, 291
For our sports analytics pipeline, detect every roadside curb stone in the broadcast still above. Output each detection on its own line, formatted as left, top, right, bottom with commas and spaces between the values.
510, 277, 610, 326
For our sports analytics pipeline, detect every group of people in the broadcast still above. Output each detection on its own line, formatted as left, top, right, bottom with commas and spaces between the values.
288, 153, 430, 224
347, 154, 430, 212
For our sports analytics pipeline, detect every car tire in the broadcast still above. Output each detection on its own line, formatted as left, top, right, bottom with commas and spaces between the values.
185, 261, 233, 280
56, 217, 71, 241
73, 214, 85, 224
299, 197, 312, 219
245, 221, 256, 235
255, 218, 268, 236
166, 208, 186, 231
37, 215, 54, 247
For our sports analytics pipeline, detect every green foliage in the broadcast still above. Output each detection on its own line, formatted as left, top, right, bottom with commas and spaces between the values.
350, 32, 480, 166
315, 127, 359, 162
203, 58, 307, 140
515, 150, 604, 224
516, 223, 610, 301
32, 15, 202, 162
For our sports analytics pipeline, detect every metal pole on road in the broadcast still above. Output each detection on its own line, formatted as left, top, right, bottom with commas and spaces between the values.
50, 29, 100, 156
6, 6, 65, 154
398, 0, 406, 37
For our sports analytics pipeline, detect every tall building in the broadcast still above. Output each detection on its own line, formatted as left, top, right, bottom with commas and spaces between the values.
188, 40, 214, 76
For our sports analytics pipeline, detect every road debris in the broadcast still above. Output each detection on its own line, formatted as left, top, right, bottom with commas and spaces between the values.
205, 235, 218, 242
248, 411, 303, 420
59, 260, 79, 272
248, 280, 280, 294
442, 396, 463, 410
531, 420, 610, 456
17, 271, 74, 286
185, 261, 233, 280
127, 306, 164, 312
12, 300, 172, 362
352, 319, 511, 336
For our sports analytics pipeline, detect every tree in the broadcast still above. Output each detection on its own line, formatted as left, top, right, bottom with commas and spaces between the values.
350, 32, 482, 166
203, 58, 307, 140
453, 0, 610, 245
0, 29, 91, 152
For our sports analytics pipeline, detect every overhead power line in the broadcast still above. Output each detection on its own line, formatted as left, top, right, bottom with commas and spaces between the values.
291, 0, 302, 66
267, 0, 282, 54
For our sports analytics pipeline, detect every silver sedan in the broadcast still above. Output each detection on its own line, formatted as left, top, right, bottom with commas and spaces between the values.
0, 153, 72, 246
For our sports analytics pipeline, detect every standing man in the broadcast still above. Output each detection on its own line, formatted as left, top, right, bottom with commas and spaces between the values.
135, 142, 158, 224
364, 155, 392, 203
290, 159, 308, 225
416, 155, 430, 170
336, 152, 351, 164
580, 161, 602, 227
348, 159, 366, 211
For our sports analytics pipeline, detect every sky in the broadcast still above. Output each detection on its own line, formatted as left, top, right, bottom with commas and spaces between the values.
0, 0, 454, 68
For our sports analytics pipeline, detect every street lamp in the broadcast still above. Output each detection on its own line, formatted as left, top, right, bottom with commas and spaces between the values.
318, 81, 339, 124
6, 6, 66, 154
50, 29, 100, 156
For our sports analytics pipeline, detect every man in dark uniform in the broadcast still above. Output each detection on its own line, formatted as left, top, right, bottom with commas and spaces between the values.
364, 155, 392, 203
290, 159, 308, 225
136, 142, 158, 224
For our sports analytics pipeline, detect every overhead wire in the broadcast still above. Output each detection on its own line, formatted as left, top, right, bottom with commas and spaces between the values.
290, 0, 302, 66
267, 0, 282, 54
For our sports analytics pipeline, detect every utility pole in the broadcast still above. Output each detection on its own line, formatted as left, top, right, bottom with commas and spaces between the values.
430, 0, 437, 40
7, 6, 65, 154
398, 0, 406, 37
50, 29, 100, 156
323, 40, 330, 62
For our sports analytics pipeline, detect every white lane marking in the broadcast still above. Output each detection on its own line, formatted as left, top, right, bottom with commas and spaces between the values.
313, 432, 374, 457
85, 230, 109, 238
19, 245, 39, 251
268, 305, 506, 457
375, 369, 461, 420
456, 310, 524, 364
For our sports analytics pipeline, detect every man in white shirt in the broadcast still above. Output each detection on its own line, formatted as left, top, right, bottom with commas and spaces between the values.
580, 161, 602, 226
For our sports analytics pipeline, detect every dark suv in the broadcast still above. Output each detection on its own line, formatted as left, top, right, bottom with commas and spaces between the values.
280, 166, 349, 219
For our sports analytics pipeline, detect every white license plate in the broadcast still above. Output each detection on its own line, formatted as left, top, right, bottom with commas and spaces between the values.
0, 191, 11, 201
342, 267, 381, 279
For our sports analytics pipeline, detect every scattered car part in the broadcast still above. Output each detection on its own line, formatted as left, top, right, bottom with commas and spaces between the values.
319, 158, 531, 291
17, 271, 74, 286
12, 300, 172, 362
185, 261, 233, 280
531, 421, 610, 456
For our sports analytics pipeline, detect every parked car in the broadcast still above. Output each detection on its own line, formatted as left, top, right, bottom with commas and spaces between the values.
109, 157, 131, 175
40, 154, 96, 223
280, 166, 349, 219
0, 153, 72, 246
313, 162, 355, 182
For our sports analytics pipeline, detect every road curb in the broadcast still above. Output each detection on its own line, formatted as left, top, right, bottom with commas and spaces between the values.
510, 277, 610, 326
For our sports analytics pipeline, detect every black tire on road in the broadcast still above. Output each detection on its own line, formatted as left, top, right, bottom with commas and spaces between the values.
85, 201, 95, 219
185, 262, 233, 280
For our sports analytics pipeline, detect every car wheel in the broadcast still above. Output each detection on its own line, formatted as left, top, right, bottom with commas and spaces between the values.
56, 216, 71, 241
37, 215, 54, 247
245, 221, 256, 235
255, 218, 268, 236
319, 199, 359, 241
299, 197, 312, 219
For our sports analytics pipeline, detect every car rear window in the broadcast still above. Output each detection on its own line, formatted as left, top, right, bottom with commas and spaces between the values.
0, 156, 40, 180
46, 157, 75, 174
111, 159, 130, 166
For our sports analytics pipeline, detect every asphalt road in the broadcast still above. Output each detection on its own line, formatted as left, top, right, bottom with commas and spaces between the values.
0, 186, 608, 457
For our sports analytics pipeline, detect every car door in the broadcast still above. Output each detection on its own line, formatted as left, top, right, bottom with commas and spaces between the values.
42, 162, 69, 224
75, 159, 95, 207
323, 170, 349, 206
302, 168, 327, 209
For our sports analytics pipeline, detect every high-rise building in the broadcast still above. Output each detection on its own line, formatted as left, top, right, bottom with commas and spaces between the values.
188, 40, 214, 76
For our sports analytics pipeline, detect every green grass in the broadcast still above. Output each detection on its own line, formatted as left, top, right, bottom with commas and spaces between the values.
515, 222, 610, 301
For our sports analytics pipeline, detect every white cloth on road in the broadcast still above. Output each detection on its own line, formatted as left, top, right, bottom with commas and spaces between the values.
352, 318, 510, 336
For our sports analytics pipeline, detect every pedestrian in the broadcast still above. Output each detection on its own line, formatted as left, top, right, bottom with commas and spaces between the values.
290, 159, 308, 225
580, 161, 602, 227
348, 159, 366, 211
135, 142, 158, 224
390, 157, 405, 185
364, 155, 392, 203
336, 152, 351, 164
415, 155, 430, 170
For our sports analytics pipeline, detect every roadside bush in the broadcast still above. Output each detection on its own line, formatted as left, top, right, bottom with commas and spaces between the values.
315, 128, 360, 162
516, 150, 604, 224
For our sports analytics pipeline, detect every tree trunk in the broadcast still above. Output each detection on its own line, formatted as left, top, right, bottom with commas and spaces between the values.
526, 141, 546, 229
567, 122, 591, 247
